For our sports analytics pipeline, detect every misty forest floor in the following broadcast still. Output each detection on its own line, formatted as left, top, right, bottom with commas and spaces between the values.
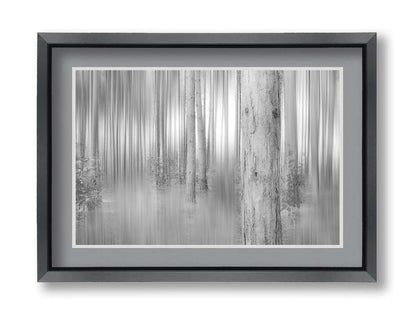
76, 185, 302, 246
76, 174, 243, 245
75, 169, 328, 245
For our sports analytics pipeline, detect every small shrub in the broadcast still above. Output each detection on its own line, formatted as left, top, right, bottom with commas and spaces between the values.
76, 155, 103, 213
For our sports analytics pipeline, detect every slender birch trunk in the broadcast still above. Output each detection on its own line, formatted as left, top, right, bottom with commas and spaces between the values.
207, 71, 216, 167
285, 71, 300, 209
154, 71, 161, 185
240, 70, 283, 245
179, 71, 187, 184
195, 71, 208, 190
236, 71, 241, 163
185, 71, 196, 202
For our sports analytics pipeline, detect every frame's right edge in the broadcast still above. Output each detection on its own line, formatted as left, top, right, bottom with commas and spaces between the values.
363, 33, 377, 282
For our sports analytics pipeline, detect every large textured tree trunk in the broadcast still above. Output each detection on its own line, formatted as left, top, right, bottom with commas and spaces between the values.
185, 71, 196, 202
195, 71, 208, 190
240, 70, 283, 245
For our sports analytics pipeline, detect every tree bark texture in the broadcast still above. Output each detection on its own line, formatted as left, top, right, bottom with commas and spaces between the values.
185, 71, 196, 202
240, 70, 283, 245
195, 71, 208, 190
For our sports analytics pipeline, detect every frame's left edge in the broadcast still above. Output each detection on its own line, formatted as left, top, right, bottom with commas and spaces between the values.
37, 33, 52, 282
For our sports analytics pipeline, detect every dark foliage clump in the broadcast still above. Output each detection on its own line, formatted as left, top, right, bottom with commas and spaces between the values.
283, 152, 304, 209
76, 155, 103, 213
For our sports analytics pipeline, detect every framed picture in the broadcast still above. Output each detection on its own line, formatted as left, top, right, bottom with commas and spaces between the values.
37, 33, 376, 282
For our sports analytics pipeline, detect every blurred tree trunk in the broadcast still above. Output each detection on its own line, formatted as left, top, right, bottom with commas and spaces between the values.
154, 71, 164, 186
195, 71, 208, 190
207, 71, 216, 167
185, 71, 196, 202
284, 71, 300, 209
235, 71, 241, 164
179, 70, 187, 184
240, 70, 283, 245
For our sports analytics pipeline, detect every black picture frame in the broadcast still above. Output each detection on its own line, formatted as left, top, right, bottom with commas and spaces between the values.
37, 33, 377, 282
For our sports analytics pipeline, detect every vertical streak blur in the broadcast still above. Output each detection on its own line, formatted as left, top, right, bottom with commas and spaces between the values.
75, 69, 341, 245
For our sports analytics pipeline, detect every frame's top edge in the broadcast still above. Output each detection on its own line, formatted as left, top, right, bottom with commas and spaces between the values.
37, 32, 377, 47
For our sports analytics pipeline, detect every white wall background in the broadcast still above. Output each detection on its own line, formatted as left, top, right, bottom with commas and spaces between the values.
0, 0, 412, 310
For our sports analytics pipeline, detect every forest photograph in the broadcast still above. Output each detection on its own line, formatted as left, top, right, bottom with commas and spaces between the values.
74, 68, 342, 246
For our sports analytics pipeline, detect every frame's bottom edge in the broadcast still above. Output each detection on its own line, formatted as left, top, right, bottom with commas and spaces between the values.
38, 269, 376, 282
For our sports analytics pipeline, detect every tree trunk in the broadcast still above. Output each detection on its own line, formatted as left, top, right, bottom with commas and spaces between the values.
195, 71, 208, 190
284, 71, 300, 209
154, 71, 166, 186
179, 70, 187, 184
185, 71, 196, 202
240, 70, 283, 245
207, 71, 216, 167
235, 71, 241, 164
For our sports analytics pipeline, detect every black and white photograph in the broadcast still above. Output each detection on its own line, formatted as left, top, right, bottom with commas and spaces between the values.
73, 68, 342, 247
